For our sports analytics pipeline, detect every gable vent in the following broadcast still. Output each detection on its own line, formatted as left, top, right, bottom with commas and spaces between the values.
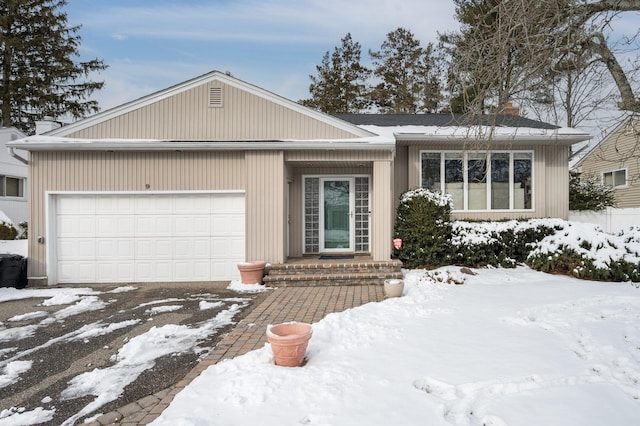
209, 87, 223, 107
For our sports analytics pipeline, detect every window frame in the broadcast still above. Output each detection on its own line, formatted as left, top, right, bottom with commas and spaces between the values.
420, 150, 534, 212
0, 175, 25, 198
602, 168, 627, 189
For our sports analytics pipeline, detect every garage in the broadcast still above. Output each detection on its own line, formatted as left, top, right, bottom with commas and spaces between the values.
51, 192, 245, 284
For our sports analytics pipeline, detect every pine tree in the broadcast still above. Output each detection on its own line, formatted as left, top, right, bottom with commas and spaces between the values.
369, 27, 441, 114
300, 33, 370, 114
0, 0, 107, 134
569, 172, 615, 211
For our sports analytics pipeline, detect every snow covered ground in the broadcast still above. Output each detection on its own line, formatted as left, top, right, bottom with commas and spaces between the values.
1, 219, 639, 425
150, 267, 640, 426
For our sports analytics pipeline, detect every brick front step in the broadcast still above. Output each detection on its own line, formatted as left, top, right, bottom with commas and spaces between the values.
263, 260, 403, 287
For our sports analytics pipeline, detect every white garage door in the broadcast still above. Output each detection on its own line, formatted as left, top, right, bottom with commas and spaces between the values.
53, 192, 245, 283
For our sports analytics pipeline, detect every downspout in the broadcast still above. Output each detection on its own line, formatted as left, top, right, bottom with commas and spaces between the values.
8, 147, 28, 165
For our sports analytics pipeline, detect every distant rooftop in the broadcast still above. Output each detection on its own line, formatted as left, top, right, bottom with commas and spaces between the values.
334, 114, 558, 130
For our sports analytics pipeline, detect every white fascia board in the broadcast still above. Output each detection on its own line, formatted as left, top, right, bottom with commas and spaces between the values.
47, 71, 375, 139
361, 124, 592, 146
394, 132, 591, 146
7, 136, 395, 152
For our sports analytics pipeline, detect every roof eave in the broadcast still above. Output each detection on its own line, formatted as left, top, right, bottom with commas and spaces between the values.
7, 139, 395, 152
394, 133, 591, 146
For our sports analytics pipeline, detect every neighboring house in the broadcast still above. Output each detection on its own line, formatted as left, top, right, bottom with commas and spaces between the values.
0, 127, 28, 229
573, 117, 640, 208
8, 71, 590, 285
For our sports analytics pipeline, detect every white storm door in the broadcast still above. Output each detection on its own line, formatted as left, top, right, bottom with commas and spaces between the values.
320, 178, 355, 252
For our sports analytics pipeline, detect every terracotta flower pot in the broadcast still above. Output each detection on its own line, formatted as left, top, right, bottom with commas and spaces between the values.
266, 322, 313, 367
237, 261, 266, 284
384, 278, 404, 298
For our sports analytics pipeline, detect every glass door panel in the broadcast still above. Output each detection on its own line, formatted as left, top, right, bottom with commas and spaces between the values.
322, 179, 353, 251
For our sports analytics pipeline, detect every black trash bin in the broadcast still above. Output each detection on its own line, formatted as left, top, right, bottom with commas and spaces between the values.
0, 253, 27, 288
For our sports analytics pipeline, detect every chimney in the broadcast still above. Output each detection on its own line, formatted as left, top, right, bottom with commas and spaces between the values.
503, 102, 520, 116
35, 117, 62, 135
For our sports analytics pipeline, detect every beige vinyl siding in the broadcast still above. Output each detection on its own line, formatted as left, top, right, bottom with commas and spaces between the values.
372, 161, 393, 260
245, 151, 286, 263
543, 145, 569, 218
65, 82, 360, 141
403, 143, 570, 220
28, 151, 245, 279
610, 180, 640, 208
285, 150, 392, 163
393, 145, 409, 210
578, 120, 640, 208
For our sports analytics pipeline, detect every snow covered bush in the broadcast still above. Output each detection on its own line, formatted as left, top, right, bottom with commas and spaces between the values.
392, 191, 639, 281
394, 188, 453, 268
526, 222, 640, 282
0, 223, 18, 240
451, 219, 562, 268
0, 212, 18, 240
17, 221, 28, 239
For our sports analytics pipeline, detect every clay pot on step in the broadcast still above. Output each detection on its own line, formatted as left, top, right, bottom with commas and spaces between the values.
237, 260, 267, 284
383, 278, 404, 298
266, 322, 313, 367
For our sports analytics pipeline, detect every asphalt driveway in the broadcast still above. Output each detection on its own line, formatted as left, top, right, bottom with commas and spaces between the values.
0, 281, 270, 425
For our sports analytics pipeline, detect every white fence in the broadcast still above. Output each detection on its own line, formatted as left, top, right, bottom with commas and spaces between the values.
568, 207, 640, 234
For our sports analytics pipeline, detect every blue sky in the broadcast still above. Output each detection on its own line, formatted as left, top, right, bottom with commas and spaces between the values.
65, 0, 459, 112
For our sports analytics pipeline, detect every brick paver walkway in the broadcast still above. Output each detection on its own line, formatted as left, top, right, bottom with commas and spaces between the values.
88, 285, 385, 425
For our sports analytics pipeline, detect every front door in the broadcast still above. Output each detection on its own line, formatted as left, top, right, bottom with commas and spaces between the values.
320, 178, 354, 252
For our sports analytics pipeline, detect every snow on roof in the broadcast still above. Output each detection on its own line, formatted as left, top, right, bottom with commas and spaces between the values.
7, 134, 396, 151
0, 210, 14, 226
359, 124, 591, 144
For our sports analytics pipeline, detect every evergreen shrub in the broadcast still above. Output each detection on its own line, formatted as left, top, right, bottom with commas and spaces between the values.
394, 188, 453, 268
0, 222, 18, 240
451, 220, 560, 268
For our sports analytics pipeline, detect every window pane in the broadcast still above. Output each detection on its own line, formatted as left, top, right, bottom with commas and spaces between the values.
513, 153, 532, 209
5, 177, 21, 197
324, 180, 350, 249
445, 153, 463, 210
421, 153, 441, 191
614, 170, 626, 187
491, 153, 510, 209
603, 172, 613, 187
304, 177, 320, 253
468, 154, 487, 210
354, 177, 369, 252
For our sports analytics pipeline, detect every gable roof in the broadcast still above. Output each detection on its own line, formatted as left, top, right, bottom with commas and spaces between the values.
47, 71, 374, 139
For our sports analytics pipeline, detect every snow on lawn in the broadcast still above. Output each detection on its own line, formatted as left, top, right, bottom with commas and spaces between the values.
153, 267, 640, 426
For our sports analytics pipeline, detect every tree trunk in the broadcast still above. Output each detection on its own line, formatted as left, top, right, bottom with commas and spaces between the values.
589, 32, 640, 112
